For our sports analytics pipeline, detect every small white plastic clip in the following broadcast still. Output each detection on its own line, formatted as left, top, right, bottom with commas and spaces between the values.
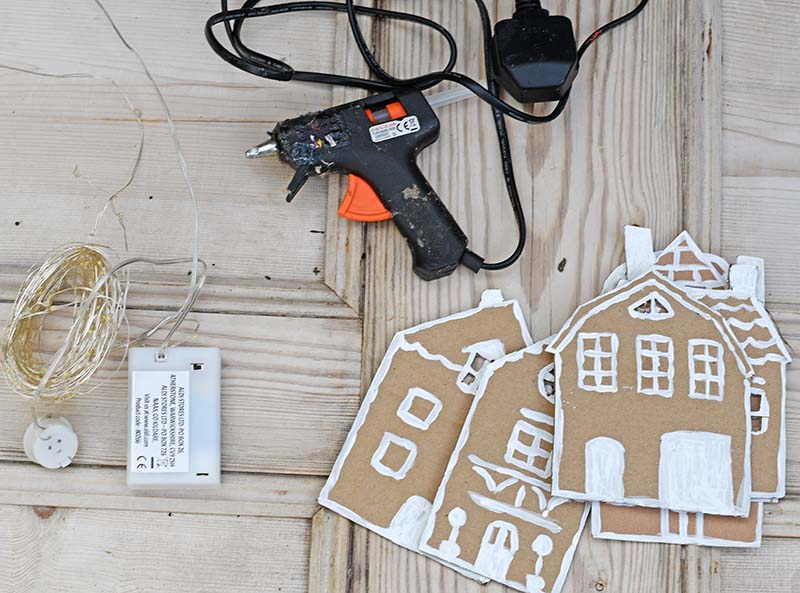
23, 416, 79, 469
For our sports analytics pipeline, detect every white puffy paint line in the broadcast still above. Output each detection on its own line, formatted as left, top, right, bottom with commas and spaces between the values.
318, 290, 532, 582
636, 334, 675, 397
548, 275, 754, 515
370, 432, 418, 480
419, 343, 589, 593
590, 501, 763, 548
627, 291, 676, 320
576, 333, 619, 393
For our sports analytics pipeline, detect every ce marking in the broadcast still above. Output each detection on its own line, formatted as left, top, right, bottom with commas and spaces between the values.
136, 455, 149, 470
396, 116, 420, 134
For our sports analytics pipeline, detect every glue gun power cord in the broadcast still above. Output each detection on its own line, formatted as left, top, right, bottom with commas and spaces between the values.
206, 0, 651, 271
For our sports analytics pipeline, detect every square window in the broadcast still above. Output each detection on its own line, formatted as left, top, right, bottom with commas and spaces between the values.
456, 340, 506, 393
397, 387, 443, 430
749, 386, 769, 436
688, 340, 725, 401
504, 420, 553, 478
637, 335, 674, 397
577, 333, 619, 392
370, 433, 417, 480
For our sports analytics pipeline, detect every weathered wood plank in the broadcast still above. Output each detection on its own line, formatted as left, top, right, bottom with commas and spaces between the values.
681, 0, 723, 251
0, 504, 310, 593
0, 304, 361, 475
720, 176, 800, 305
684, 546, 721, 593
308, 509, 352, 593
348, 524, 683, 593
721, 0, 800, 178
0, 118, 328, 284
0, 265, 356, 319
719, 538, 800, 593
0, 462, 322, 519
0, 1, 336, 123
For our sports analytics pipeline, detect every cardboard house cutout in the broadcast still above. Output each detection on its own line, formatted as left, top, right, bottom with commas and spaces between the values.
591, 501, 763, 547
589, 228, 791, 546
548, 270, 754, 517
420, 345, 588, 593
603, 228, 730, 293
319, 290, 532, 563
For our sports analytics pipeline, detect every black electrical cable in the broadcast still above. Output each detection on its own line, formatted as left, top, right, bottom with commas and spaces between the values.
205, 0, 650, 271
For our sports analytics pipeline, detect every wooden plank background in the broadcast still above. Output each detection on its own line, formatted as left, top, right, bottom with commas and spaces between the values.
0, 1, 797, 592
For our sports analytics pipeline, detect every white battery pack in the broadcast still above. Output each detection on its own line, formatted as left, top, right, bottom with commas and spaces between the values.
127, 347, 221, 489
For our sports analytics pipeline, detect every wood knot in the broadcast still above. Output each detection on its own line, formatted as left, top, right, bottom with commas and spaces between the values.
593, 580, 606, 592
33, 506, 56, 520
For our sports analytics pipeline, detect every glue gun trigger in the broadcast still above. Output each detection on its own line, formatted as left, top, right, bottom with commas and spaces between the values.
285, 164, 311, 203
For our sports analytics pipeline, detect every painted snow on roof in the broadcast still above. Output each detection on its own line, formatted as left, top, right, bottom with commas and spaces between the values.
692, 292, 791, 366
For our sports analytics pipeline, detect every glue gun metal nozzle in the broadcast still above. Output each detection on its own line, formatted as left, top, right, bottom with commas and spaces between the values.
246, 138, 278, 159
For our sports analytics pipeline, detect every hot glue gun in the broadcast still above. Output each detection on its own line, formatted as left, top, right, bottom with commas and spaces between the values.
246, 88, 484, 281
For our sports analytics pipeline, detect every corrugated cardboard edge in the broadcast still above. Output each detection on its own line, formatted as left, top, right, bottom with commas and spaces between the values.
419, 343, 589, 593
590, 501, 763, 548
318, 290, 533, 582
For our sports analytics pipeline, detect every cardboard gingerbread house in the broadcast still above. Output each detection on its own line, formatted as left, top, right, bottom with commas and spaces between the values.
548, 270, 755, 517
589, 227, 790, 546
419, 344, 588, 593
319, 290, 532, 556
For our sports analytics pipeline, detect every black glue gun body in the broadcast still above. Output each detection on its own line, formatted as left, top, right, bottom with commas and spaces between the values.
249, 89, 481, 281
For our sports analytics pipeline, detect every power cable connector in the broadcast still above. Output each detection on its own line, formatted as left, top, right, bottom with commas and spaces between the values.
492, 0, 579, 103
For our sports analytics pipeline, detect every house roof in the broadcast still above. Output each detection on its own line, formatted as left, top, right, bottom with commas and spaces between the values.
689, 291, 792, 365
401, 289, 533, 369
652, 231, 729, 289
548, 271, 754, 378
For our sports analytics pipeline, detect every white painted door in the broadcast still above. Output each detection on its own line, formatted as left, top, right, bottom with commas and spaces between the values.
659, 431, 734, 514
585, 437, 626, 500
474, 521, 518, 580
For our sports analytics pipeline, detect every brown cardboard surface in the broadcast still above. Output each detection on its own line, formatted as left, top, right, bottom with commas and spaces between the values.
420, 347, 588, 593
325, 349, 472, 528
406, 304, 529, 367
318, 292, 532, 559
593, 501, 762, 547
549, 272, 753, 516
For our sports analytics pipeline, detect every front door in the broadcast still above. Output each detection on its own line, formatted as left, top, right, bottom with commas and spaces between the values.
474, 521, 518, 580
659, 431, 734, 514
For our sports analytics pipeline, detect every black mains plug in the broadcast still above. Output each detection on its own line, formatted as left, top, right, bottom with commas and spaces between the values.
492, 2, 578, 103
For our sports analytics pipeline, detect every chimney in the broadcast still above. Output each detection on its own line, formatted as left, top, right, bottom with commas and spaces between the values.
735, 256, 765, 302
624, 226, 655, 280
729, 263, 759, 299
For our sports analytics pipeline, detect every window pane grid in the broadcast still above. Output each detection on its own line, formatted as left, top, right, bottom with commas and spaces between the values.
688, 340, 724, 401
578, 333, 618, 392
505, 421, 553, 478
637, 335, 674, 397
